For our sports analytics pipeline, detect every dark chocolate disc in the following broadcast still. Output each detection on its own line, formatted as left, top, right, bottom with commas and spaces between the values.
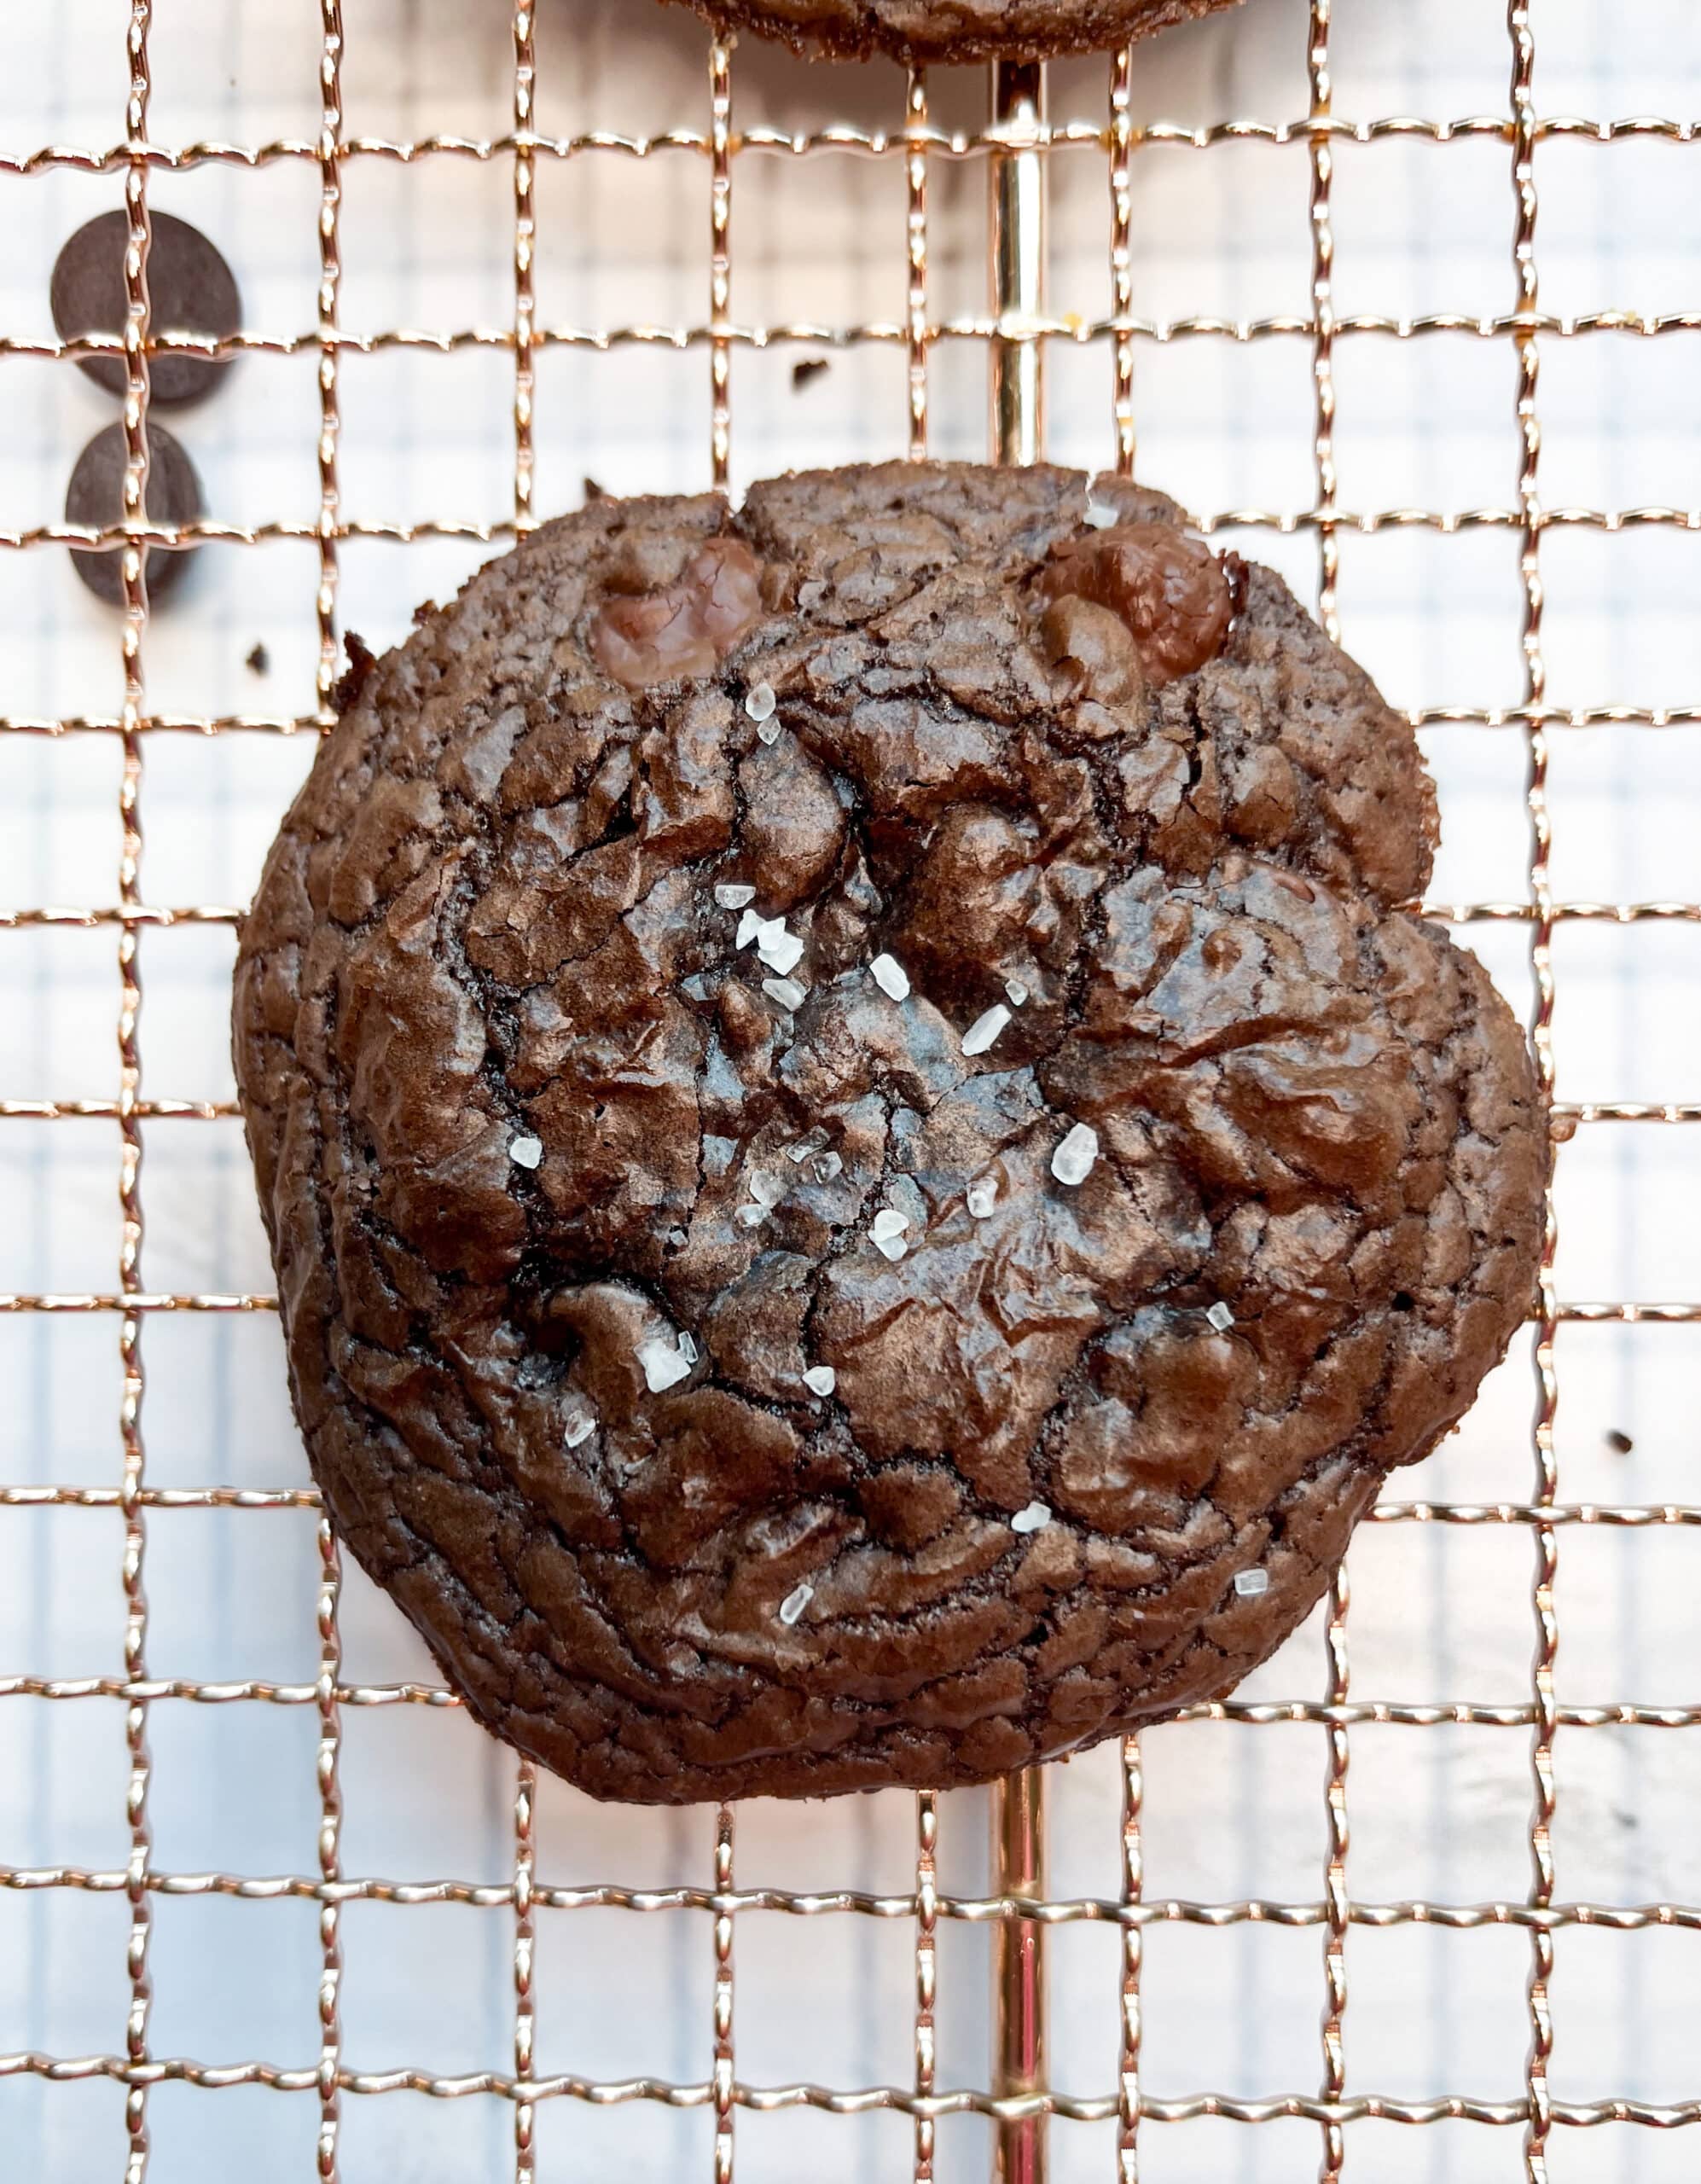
51, 209, 241, 406
66, 421, 203, 607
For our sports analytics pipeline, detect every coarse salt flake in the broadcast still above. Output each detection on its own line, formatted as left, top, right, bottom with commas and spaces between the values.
961, 1003, 1011, 1058
748, 1170, 785, 1209
1050, 1123, 1099, 1187
778, 1581, 814, 1628
1011, 1502, 1052, 1535
870, 1206, 909, 1261
804, 1365, 837, 1397
638, 1337, 693, 1394
564, 1410, 595, 1449
870, 953, 910, 1002
744, 680, 777, 725
1084, 498, 1118, 530
967, 1177, 999, 1221
735, 908, 764, 950
755, 919, 804, 977
1234, 1569, 1270, 1598
1205, 1301, 1235, 1333
508, 1134, 543, 1170
715, 881, 756, 910
1005, 979, 1030, 1007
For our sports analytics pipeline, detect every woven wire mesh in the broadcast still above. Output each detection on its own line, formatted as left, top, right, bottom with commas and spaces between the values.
1, 0, 1698, 2178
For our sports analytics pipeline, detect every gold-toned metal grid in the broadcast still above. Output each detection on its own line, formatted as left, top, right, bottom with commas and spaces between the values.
2, 2, 1698, 2179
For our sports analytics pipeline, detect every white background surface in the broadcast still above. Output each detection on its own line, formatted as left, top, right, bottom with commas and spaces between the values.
2, 2, 1700, 2178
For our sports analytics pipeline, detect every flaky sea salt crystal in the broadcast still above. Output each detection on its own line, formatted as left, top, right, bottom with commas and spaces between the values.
967, 1176, 999, 1221
1205, 1301, 1235, 1333
961, 1004, 1012, 1058
1050, 1123, 1099, 1187
755, 919, 804, 977
1234, 1568, 1270, 1598
744, 680, 777, 725
668, 1226, 688, 1249
762, 976, 808, 1013
638, 1337, 693, 1394
778, 1581, 814, 1628
787, 1128, 829, 1165
735, 908, 763, 950
811, 1150, 843, 1184
1011, 1502, 1052, 1535
508, 1134, 543, 1170
870, 953, 910, 1002
1084, 497, 1118, 530
735, 1203, 766, 1228
678, 1332, 699, 1364
870, 1206, 909, 1261
564, 1409, 595, 1449
1005, 978, 1030, 1007
715, 881, 756, 910
748, 1170, 785, 1209
804, 1365, 837, 1397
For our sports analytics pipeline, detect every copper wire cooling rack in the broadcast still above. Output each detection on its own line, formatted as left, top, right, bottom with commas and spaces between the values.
2, 2, 1700, 2179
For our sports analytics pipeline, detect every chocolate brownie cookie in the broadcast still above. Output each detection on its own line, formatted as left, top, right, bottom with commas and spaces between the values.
234, 462, 1543, 1805
670, 0, 1243, 65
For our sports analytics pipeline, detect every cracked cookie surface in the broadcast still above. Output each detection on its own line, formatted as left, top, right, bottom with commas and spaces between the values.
234, 461, 1543, 1804
669, 0, 1244, 65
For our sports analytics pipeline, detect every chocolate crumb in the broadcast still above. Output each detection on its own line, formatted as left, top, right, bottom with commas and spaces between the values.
330, 631, 376, 717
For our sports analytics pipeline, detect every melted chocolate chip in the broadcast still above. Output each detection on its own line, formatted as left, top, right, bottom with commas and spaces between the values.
65, 421, 202, 607
591, 535, 764, 689
51, 209, 241, 407
1040, 521, 1232, 683
1038, 592, 1147, 708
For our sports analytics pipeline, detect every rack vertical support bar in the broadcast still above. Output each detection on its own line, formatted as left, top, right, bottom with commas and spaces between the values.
988, 54, 1049, 2184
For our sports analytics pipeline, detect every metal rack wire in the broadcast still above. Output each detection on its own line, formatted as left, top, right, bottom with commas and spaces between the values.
1, 2, 1698, 2180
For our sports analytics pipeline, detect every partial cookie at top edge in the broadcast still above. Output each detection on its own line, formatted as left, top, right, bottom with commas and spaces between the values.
671, 0, 1245, 66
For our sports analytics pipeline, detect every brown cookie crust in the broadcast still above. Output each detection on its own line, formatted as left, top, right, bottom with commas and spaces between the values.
672, 0, 1244, 65
234, 461, 1543, 1804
